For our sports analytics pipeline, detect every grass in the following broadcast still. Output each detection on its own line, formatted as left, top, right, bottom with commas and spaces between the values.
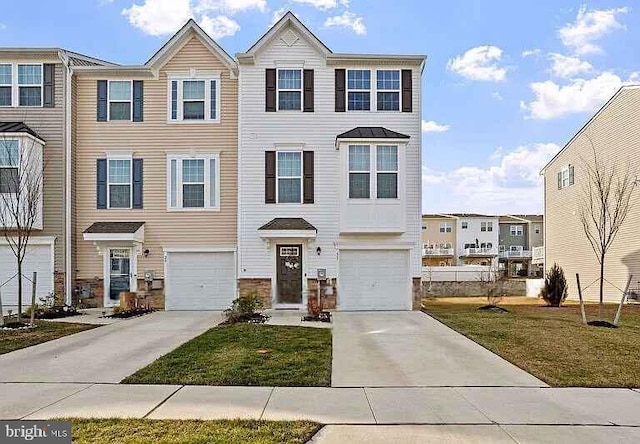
69, 419, 321, 444
422, 298, 640, 387
122, 324, 332, 386
0, 320, 97, 355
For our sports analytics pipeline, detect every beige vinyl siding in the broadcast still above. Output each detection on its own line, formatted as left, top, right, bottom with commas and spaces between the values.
0, 60, 66, 273
421, 217, 456, 253
544, 87, 640, 302
74, 36, 238, 280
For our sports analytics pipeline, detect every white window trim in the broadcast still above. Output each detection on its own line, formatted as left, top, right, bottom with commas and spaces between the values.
376, 145, 398, 199
0, 138, 20, 194
560, 165, 572, 189
347, 144, 399, 200
0, 63, 44, 108
346, 69, 372, 112
167, 75, 221, 123
510, 245, 523, 252
348, 145, 370, 199
375, 69, 401, 112
276, 150, 303, 204
276, 68, 302, 112
461, 221, 468, 229
510, 225, 523, 236
439, 222, 452, 233
480, 221, 494, 232
0, 63, 12, 108
166, 153, 220, 211
106, 155, 133, 209
534, 224, 541, 234
107, 80, 133, 122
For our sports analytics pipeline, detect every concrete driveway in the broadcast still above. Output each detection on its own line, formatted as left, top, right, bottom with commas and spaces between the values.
0, 311, 222, 383
332, 311, 545, 387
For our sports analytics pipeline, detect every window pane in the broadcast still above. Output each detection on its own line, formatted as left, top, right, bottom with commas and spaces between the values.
0, 65, 11, 84
17, 65, 41, 85
182, 159, 204, 183
278, 178, 301, 203
109, 81, 131, 101
0, 140, 19, 166
347, 70, 370, 89
278, 91, 301, 110
183, 184, 204, 207
109, 184, 131, 208
377, 146, 398, 171
377, 173, 398, 198
19, 87, 41, 106
278, 70, 301, 89
0, 168, 19, 193
348, 145, 370, 171
170, 159, 177, 207
171, 81, 178, 120
349, 173, 370, 198
183, 80, 204, 100
377, 92, 399, 111
277, 152, 301, 177
209, 158, 216, 207
0, 86, 10, 106
109, 102, 131, 120
347, 92, 370, 111
210, 80, 217, 120
108, 159, 131, 184
376, 70, 400, 90
183, 101, 204, 120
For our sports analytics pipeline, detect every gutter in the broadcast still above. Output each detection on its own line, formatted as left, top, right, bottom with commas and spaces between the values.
60, 50, 73, 306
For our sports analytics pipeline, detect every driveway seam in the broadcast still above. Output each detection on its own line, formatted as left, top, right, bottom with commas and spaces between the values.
362, 388, 378, 424
142, 385, 185, 419
19, 383, 95, 420
451, 386, 498, 425
496, 423, 522, 443
259, 387, 275, 420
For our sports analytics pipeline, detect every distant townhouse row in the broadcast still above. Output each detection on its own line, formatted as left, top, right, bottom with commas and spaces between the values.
421, 213, 544, 277
0, 13, 426, 313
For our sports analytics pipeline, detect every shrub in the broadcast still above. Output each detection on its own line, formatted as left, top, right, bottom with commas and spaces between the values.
223, 294, 267, 324
541, 263, 568, 307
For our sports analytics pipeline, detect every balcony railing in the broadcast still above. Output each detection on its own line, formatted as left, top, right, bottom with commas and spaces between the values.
499, 250, 532, 259
532, 246, 544, 262
461, 247, 498, 257
423, 247, 454, 256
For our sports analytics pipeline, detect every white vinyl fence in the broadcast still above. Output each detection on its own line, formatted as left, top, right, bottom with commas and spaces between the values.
526, 278, 544, 297
422, 265, 497, 282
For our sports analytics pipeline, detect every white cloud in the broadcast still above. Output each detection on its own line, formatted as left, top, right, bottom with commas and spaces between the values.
521, 48, 541, 58
199, 14, 240, 39
548, 53, 593, 78
270, 7, 288, 26
422, 143, 559, 214
195, 0, 266, 14
558, 5, 628, 55
292, 0, 338, 9
520, 72, 631, 120
422, 120, 450, 133
491, 91, 504, 101
447, 46, 507, 82
324, 11, 366, 35
122, 0, 193, 36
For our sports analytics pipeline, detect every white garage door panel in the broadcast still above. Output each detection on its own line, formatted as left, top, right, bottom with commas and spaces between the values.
339, 250, 410, 311
0, 244, 54, 314
165, 251, 236, 311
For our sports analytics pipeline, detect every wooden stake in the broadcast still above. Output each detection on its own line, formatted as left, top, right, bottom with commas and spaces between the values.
576, 273, 587, 325
30, 272, 37, 326
614, 274, 633, 327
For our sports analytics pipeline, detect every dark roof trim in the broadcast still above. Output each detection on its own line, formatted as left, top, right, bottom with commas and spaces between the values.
0, 122, 45, 143
258, 218, 317, 231
84, 221, 145, 234
336, 127, 410, 140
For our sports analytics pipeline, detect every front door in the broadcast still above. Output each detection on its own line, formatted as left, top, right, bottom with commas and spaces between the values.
277, 245, 302, 304
109, 249, 131, 304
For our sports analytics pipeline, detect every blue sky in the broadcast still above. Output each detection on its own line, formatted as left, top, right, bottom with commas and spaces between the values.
1, 1, 637, 215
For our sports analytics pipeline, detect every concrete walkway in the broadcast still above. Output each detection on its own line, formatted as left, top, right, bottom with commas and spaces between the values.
332, 312, 545, 387
0, 311, 221, 383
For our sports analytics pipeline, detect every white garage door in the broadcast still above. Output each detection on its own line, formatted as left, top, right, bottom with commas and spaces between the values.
338, 249, 411, 311
165, 251, 236, 310
0, 243, 54, 314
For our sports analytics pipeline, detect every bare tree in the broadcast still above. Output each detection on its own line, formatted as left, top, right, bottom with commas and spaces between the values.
579, 136, 637, 320
0, 135, 44, 323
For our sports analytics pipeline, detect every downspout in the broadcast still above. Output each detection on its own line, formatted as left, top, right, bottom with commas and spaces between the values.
61, 51, 73, 306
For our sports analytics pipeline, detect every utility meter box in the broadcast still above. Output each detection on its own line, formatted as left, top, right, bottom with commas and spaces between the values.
144, 270, 155, 283
317, 268, 327, 280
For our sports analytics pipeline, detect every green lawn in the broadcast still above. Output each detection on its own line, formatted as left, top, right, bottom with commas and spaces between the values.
69, 419, 320, 444
122, 324, 332, 386
423, 299, 640, 387
0, 321, 97, 355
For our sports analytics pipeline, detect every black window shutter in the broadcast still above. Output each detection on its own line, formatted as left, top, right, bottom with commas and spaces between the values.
133, 80, 144, 122
303, 151, 314, 203
265, 151, 276, 203
303, 69, 314, 112
569, 165, 575, 186
335, 69, 346, 112
97, 80, 108, 121
401, 69, 413, 112
43, 64, 55, 108
265, 69, 276, 112
557, 171, 562, 190
132, 159, 143, 209
96, 159, 107, 209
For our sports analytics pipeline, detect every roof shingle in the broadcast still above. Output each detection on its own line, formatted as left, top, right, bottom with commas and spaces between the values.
0, 122, 45, 142
336, 127, 410, 140
84, 221, 145, 234
258, 218, 317, 231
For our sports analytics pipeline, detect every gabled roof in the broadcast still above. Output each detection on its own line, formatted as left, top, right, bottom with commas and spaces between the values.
84, 221, 145, 234
336, 127, 410, 140
422, 214, 456, 220
541, 84, 640, 174
0, 122, 45, 144
258, 218, 317, 231
443, 213, 494, 218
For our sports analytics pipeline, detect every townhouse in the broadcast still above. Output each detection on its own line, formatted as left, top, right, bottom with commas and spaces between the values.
498, 215, 544, 277
542, 85, 640, 302
421, 214, 456, 266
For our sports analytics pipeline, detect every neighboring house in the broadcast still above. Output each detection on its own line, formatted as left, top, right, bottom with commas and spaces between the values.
73, 21, 238, 309
421, 214, 456, 266
236, 13, 425, 311
443, 214, 499, 266
498, 214, 544, 277
542, 85, 640, 302
0, 49, 109, 313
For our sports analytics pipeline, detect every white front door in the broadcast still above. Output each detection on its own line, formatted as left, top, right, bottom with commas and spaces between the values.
104, 248, 136, 307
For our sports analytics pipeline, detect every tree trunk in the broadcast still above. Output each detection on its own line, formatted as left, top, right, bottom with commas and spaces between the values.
17, 260, 22, 323
599, 254, 605, 321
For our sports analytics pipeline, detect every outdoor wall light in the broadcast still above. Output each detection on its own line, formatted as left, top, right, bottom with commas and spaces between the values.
143, 249, 150, 258
316, 246, 322, 256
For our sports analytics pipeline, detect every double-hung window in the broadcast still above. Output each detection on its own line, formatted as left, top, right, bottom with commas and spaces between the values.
107, 158, 132, 208
167, 154, 219, 210
18, 64, 42, 107
559, 164, 574, 189
277, 151, 302, 203
348, 145, 370, 198
0, 64, 11, 107
347, 70, 370, 111
534, 224, 541, 234
440, 222, 452, 233
461, 221, 469, 229
376, 70, 400, 111
0, 139, 19, 194
481, 221, 493, 232
169, 77, 220, 122
108, 81, 132, 121
376, 145, 398, 198
277, 69, 302, 111
348, 145, 399, 199
510, 225, 523, 236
